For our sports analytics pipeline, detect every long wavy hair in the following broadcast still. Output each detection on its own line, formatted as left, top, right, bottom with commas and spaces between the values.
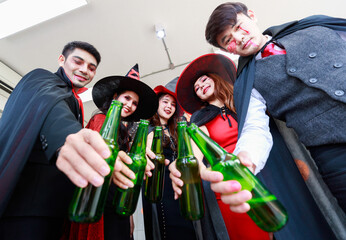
150, 93, 178, 149
206, 73, 236, 113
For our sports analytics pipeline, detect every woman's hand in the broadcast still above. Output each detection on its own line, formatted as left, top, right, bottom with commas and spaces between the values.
112, 151, 136, 189
168, 160, 184, 200
145, 148, 156, 179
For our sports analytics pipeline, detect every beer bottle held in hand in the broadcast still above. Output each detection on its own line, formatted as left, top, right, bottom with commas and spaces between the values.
187, 123, 288, 232
144, 126, 165, 202
176, 121, 204, 220
69, 100, 122, 222
113, 119, 149, 216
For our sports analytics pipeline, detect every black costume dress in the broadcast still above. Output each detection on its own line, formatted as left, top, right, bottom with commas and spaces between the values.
142, 128, 197, 240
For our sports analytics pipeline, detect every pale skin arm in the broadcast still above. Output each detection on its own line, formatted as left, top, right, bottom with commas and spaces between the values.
56, 128, 122, 188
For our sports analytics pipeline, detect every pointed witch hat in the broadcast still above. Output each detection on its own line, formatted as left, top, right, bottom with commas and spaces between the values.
92, 64, 158, 121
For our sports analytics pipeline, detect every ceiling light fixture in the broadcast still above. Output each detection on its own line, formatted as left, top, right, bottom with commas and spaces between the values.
0, 0, 88, 39
155, 25, 166, 39
154, 24, 174, 69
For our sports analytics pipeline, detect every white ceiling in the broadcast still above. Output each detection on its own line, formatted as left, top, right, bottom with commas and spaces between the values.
0, 0, 345, 121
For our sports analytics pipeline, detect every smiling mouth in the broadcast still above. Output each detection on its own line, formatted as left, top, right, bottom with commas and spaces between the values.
203, 86, 210, 94
74, 74, 88, 81
242, 39, 250, 49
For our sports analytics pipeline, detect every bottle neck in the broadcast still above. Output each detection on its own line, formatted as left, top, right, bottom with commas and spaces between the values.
100, 100, 122, 143
129, 119, 149, 155
177, 122, 194, 159
152, 127, 163, 154
187, 123, 227, 166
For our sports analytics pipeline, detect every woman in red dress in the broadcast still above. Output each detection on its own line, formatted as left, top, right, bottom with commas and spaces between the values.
171, 53, 271, 240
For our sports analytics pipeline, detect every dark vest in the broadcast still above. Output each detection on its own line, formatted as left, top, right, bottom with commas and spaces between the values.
254, 26, 346, 147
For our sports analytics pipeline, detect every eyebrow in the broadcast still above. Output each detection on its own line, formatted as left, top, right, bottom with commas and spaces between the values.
72, 55, 97, 68
220, 22, 238, 45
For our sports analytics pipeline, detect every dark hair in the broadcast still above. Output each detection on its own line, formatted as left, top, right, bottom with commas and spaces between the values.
205, 2, 248, 48
150, 93, 178, 149
91, 90, 131, 151
207, 73, 236, 113
62, 41, 101, 65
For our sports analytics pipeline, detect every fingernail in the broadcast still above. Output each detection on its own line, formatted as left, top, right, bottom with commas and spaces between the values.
129, 182, 134, 188
102, 150, 110, 158
130, 173, 136, 179
100, 165, 110, 176
230, 181, 241, 190
79, 178, 88, 187
92, 176, 103, 186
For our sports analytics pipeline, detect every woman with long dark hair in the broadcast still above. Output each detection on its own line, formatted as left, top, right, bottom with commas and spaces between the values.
141, 85, 198, 240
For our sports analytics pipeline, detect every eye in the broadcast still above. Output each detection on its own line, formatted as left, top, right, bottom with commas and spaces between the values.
89, 66, 96, 72
74, 59, 82, 65
125, 96, 131, 100
133, 101, 138, 107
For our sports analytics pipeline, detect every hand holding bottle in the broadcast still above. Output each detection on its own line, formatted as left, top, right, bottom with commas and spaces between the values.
208, 151, 255, 213
113, 149, 155, 189
56, 128, 122, 188
187, 123, 288, 232
112, 151, 136, 189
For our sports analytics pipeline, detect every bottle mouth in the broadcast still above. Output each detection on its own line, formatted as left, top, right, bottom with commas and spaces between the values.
111, 99, 123, 107
177, 121, 187, 127
188, 123, 198, 131
139, 119, 149, 125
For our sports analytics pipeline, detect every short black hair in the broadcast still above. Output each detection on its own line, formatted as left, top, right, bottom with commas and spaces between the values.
205, 2, 248, 48
62, 41, 101, 65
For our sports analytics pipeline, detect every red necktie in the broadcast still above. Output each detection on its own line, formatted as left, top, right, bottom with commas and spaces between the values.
262, 43, 286, 58
72, 89, 85, 127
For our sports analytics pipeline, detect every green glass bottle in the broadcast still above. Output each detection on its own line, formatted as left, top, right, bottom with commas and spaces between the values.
176, 121, 204, 220
187, 123, 288, 232
113, 119, 149, 216
144, 126, 165, 202
69, 100, 122, 223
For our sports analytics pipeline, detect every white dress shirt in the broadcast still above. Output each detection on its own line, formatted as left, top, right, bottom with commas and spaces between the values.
233, 89, 272, 175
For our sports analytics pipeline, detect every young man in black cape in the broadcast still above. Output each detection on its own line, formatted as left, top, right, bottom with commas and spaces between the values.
200, 2, 345, 239
0, 41, 120, 239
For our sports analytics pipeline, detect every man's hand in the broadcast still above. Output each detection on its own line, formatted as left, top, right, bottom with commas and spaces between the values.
56, 129, 121, 188
208, 151, 255, 213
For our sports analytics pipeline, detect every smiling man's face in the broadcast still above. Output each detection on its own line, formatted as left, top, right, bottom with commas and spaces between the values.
58, 48, 97, 90
217, 12, 267, 56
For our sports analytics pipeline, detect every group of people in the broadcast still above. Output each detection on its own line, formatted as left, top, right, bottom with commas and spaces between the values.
0, 2, 344, 240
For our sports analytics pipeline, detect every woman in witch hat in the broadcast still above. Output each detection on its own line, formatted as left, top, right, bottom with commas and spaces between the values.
170, 53, 272, 240
63, 64, 158, 240
140, 85, 199, 240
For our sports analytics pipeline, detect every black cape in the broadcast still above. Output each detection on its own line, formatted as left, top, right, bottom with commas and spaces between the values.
234, 15, 346, 239
0, 68, 73, 216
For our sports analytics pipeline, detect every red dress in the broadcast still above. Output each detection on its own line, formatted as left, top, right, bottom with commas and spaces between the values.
205, 114, 270, 240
